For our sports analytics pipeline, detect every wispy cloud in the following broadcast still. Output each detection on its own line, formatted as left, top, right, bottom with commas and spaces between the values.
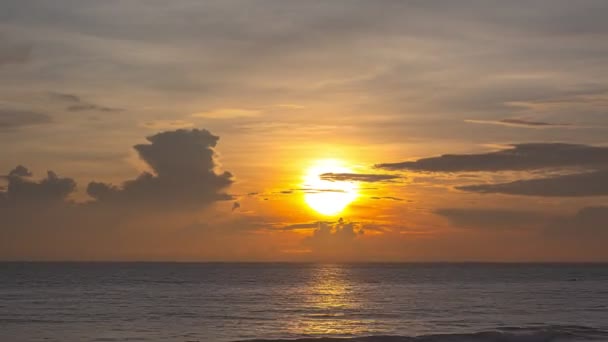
465, 118, 572, 128
49, 92, 123, 113
320, 172, 401, 182
377, 143, 608, 172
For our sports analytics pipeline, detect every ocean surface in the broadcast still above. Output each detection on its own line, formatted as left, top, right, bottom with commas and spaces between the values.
1, 263, 608, 342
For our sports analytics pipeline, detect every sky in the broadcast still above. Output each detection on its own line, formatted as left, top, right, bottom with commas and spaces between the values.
1, 0, 608, 261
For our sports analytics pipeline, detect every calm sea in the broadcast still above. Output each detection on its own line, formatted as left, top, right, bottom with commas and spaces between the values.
1, 263, 607, 342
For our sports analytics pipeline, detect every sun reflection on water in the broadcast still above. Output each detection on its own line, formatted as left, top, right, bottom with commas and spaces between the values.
286, 264, 373, 337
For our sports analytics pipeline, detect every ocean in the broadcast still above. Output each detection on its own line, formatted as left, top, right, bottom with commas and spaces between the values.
1, 263, 607, 342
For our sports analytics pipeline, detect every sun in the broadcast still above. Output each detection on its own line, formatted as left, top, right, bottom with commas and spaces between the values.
303, 159, 359, 216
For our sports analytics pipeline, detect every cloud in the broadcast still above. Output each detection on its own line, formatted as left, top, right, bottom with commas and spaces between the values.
0, 128, 243, 260
86, 129, 233, 206
303, 219, 364, 256
0, 109, 52, 130
49, 92, 123, 112
0, 40, 30, 67
281, 221, 331, 231
543, 207, 608, 258
320, 172, 401, 182
547, 206, 608, 239
0, 166, 76, 207
435, 208, 546, 229
376, 143, 608, 172
458, 170, 608, 197
465, 118, 572, 128
192, 108, 261, 119
370, 196, 403, 201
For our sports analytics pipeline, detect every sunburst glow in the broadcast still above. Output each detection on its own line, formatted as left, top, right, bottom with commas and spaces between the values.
303, 159, 359, 216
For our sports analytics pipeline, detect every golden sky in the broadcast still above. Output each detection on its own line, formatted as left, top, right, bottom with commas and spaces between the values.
1, 1, 608, 261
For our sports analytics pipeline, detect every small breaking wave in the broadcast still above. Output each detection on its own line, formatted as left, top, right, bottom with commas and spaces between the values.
238, 325, 608, 342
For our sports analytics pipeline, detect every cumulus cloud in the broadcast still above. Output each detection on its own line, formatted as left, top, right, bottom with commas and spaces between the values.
49, 92, 123, 113
0, 109, 52, 130
303, 219, 364, 257
0, 128, 241, 260
458, 170, 608, 197
376, 143, 608, 172
320, 172, 401, 182
86, 129, 233, 206
0, 166, 76, 207
465, 118, 572, 128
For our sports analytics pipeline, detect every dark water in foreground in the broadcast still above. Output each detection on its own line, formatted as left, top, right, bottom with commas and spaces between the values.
1, 263, 607, 342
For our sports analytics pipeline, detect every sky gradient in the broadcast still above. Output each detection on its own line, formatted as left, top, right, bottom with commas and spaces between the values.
1, 0, 608, 261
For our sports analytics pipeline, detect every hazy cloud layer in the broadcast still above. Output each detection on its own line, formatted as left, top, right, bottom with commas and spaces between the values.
436, 208, 546, 229
0, 38, 30, 66
0, 109, 51, 130
377, 143, 608, 172
547, 206, 608, 240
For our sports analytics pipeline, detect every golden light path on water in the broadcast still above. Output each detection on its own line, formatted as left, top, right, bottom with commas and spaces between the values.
286, 265, 369, 337
303, 159, 359, 216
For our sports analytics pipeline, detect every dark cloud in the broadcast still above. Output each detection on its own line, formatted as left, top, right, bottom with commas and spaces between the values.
376, 143, 608, 172
0, 166, 76, 207
49, 92, 123, 113
87, 129, 233, 206
320, 172, 401, 182
0, 109, 52, 130
465, 118, 572, 128
458, 170, 608, 197
435, 208, 546, 229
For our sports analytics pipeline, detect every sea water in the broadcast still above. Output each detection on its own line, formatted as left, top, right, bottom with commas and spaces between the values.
1, 263, 607, 341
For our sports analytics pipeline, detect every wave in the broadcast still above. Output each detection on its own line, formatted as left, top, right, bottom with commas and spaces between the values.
238, 325, 608, 342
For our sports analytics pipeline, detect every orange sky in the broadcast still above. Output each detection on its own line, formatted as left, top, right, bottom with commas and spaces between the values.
1, 1, 608, 261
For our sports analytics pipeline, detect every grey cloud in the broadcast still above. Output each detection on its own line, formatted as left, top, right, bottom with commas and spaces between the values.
87, 129, 233, 206
458, 170, 608, 197
49, 92, 123, 113
435, 208, 546, 229
0, 166, 76, 206
377, 143, 608, 172
465, 118, 572, 128
8, 165, 32, 177
0, 109, 52, 130
320, 172, 401, 182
